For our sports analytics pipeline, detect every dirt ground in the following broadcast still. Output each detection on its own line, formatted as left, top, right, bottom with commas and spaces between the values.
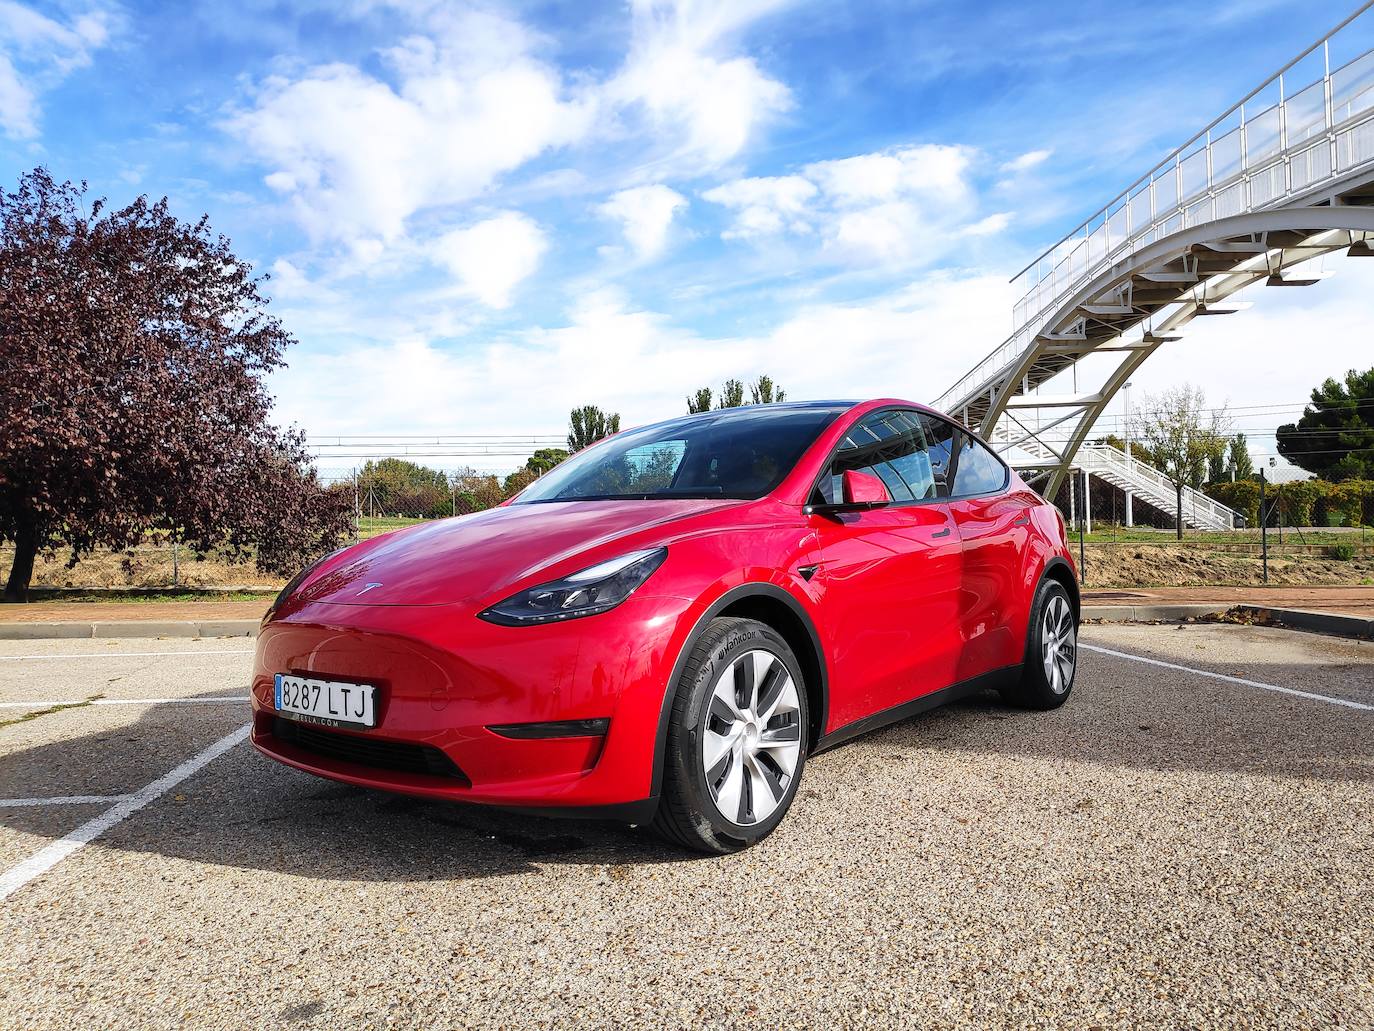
5, 538, 1373, 599
1083, 544, 1374, 588
0, 545, 286, 591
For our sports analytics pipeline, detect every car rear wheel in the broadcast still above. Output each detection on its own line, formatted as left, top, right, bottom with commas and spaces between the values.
1002, 578, 1078, 710
653, 617, 808, 854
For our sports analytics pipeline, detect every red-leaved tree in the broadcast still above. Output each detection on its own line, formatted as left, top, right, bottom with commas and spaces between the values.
0, 169, 352, 601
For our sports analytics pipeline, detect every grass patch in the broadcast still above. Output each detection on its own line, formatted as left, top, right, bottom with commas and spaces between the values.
0, 694, 102, 730
25, 589, 274, 604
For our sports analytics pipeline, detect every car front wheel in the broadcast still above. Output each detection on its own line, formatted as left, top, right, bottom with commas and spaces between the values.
1002, 577, 1078, 710
653, 617, 808, 854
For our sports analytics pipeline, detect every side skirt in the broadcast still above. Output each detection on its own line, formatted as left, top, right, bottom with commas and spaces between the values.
814, 665, 1021, 754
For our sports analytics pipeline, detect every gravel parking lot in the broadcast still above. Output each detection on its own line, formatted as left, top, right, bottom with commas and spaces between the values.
1, 624, 1371, 1029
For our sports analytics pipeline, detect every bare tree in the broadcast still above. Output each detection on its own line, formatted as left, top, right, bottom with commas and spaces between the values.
1131, 385, 1231, 539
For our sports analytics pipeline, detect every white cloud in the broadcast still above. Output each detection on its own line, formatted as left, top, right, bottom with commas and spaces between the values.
271, 270, 1018, 458
430, 211, 547, 309
703, 144, 989, 264
226, 9, 592, 244
604, 0, 795, 171
598, 184, 688, 259
229, 1, 796, 248
806, 145, 972, 207
1001, 148, 1052, 174
0, 1, 116, 139
701, 175, 817, 238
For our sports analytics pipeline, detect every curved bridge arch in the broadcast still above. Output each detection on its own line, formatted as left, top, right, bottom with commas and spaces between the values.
976, 208, 1374, 498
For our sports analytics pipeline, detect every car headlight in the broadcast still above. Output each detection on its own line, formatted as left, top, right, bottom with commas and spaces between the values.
479, 548, 668, 626
263, 547, 345, 623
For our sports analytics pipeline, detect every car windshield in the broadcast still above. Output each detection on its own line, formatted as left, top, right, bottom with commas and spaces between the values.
514, 405, 848, 503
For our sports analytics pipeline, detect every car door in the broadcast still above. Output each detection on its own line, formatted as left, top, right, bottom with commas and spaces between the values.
943, 424, 1033, 681
806, 408, 964, 732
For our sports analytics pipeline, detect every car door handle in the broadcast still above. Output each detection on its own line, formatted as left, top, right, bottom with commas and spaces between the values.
930, 527, 951, 538
1012, 515, 1030, 526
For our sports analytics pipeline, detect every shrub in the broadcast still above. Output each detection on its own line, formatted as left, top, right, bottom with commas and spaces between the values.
1331, 542, 1357, 561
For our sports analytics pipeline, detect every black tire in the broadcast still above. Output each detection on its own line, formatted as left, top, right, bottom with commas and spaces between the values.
1001, 577, 1078, 710
652, 617, 809, 854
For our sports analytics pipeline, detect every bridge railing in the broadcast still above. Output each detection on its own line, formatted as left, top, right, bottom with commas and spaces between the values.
935, 3, 1374, 417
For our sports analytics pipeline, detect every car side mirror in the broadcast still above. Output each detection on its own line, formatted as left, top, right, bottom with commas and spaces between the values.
842, 470, 891, 505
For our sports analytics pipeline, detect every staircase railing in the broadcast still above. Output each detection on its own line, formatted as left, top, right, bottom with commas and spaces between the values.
1075, 443, 1240, 529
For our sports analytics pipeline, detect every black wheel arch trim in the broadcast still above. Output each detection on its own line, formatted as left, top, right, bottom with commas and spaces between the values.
1040, 556, 1081, 622
648, 582, 829, 799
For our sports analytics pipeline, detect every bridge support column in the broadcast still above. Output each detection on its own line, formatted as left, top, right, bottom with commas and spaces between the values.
1125, 491, 1133, 528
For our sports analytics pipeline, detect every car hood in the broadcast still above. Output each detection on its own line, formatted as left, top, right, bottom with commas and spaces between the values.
294, 498, 743, 608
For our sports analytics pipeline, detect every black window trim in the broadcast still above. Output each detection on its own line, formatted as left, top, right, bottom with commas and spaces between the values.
948, 422, 1011, 500
805, 405, 949, 512
805, 406, 1011, 511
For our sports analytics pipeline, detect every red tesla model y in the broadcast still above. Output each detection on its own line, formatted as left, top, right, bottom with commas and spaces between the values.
252, 399, 1079, 852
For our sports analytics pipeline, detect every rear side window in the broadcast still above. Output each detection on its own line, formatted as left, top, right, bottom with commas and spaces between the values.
951, 432, 1009, 496
814, 409, 944, 504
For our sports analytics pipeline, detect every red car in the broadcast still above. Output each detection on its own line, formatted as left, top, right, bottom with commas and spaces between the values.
252, 399, 1079, 852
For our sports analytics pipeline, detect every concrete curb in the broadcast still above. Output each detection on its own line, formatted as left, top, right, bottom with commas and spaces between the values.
0, 606, 1368, 642
0, 619, 259, 641
1082, 604, 1229, 622
1232, 605, 1374, 641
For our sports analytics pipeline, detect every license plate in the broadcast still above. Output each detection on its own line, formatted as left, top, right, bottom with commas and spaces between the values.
274, 674, 377, 728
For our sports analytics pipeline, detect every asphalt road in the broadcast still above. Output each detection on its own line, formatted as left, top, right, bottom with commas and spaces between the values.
1, 624, 1371, 1029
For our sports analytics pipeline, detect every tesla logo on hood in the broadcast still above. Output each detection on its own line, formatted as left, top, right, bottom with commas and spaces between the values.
357, 583, 383, 596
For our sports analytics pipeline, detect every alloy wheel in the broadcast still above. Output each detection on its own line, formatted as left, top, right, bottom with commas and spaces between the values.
701, 648, 802, 826
1041, 594, 1076, 694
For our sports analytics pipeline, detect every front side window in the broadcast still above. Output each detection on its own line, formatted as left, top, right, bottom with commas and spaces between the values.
813, 409, 944, 505
515, 405, 846, 503
951, 432, 1009, 496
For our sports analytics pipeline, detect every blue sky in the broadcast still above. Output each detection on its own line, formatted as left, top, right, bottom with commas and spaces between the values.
3, 0, 1372, 476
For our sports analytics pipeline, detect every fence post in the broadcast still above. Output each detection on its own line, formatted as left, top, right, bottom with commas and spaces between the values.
1259, 469, 1269, 584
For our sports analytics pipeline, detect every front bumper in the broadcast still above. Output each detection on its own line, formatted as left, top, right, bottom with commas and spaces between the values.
250, 592, 695, 813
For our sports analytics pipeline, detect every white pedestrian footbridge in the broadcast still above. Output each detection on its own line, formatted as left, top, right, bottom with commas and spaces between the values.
933, 2, 1374, 527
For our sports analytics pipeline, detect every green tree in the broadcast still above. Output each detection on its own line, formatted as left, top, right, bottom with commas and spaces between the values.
568, 405, 621, 452
504, 467, 539, 497
1276, 367, 1374, 481
525, 448, 568, 475
716, 379, 745, 409
357, 459, 450, 519
749, 375, 786, 405
450, 467, 504, 515
1131, 385, 1230, 539
1227, 433, 1254, 480
686, 388, 713, 414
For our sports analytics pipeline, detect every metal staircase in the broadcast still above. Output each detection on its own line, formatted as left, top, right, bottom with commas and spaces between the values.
998, 433, 1240, 529
1076, 444, 1239, 530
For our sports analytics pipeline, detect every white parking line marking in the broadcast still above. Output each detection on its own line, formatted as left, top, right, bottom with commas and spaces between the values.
1080, 643, 1374, 712
0, 795, 133, 808
0, 697, 249, 709
0, 650, 253, 662
0, 725, 249, 901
